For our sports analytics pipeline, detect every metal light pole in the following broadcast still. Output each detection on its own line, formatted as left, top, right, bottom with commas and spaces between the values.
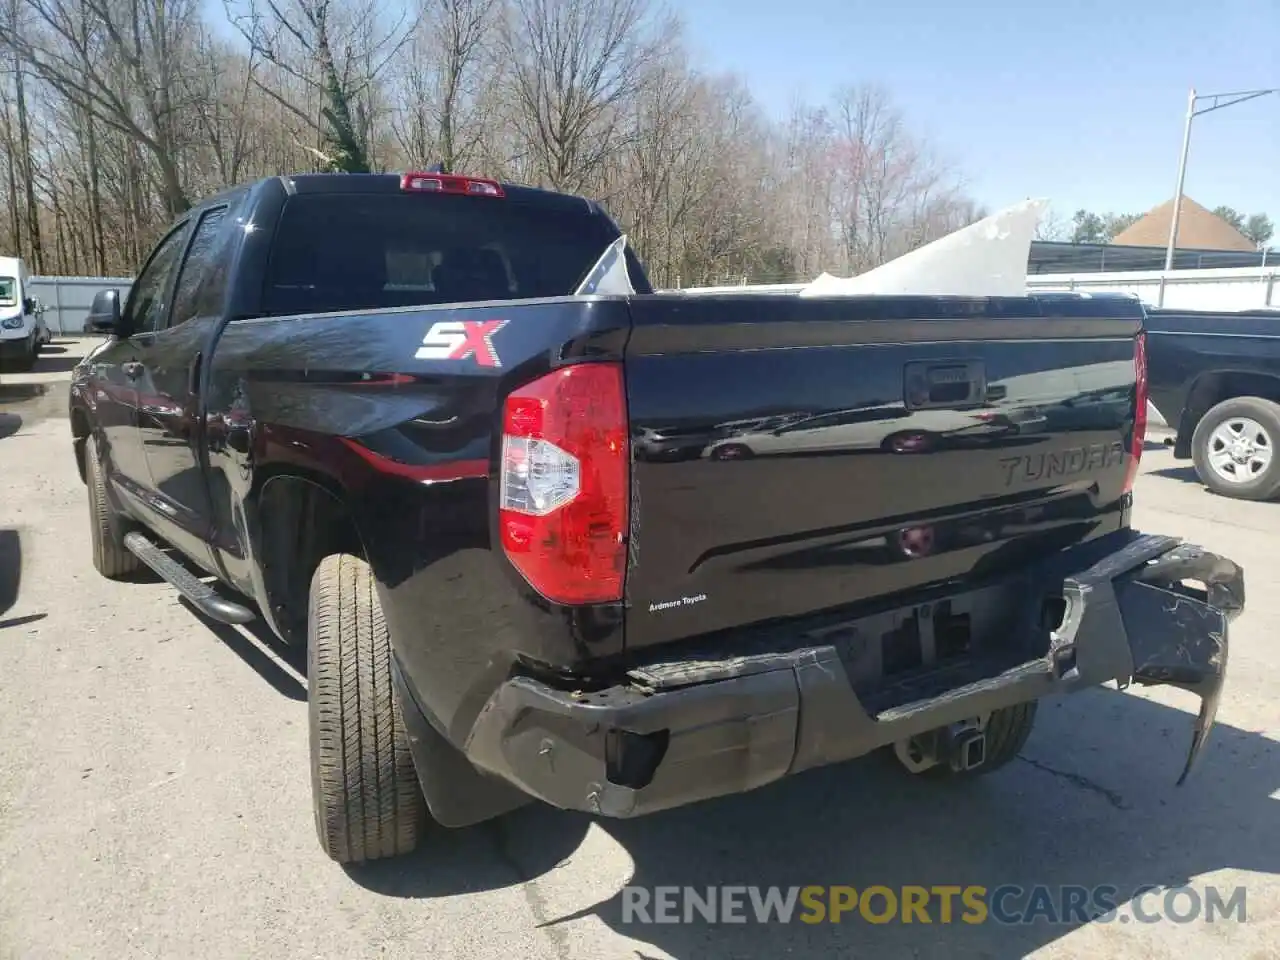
1164, 86, 1279, 274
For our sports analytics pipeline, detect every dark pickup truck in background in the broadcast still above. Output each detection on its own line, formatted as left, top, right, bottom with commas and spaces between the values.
71, 171, 1246, 866
1146, 307, 1280, 500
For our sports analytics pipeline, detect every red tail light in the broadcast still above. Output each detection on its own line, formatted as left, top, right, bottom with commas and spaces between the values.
499, 363, 629, 604
400, 171, 505, 198
1124, 331, 1148, 494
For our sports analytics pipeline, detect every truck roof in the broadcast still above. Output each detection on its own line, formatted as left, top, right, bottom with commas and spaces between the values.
195, 173, 602, 219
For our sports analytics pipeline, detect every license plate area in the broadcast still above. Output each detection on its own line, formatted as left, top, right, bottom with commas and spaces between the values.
815, 579, 1051, 713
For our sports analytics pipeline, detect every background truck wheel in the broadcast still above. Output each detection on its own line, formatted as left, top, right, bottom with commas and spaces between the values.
891, 702, 1037, 779
308, 553, 428, 864
85, 437, 142, 579
886, 526, 937, 561
1191, 396, 1280, 501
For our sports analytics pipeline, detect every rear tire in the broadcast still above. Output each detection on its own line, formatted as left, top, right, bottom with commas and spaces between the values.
308, 553, 428, 863
85, 437, 142, 580
892, 702, 1037, 779
1191, 396, 1280, 501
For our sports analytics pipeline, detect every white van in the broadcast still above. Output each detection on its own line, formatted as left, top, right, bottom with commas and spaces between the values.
0, 256, 49, 371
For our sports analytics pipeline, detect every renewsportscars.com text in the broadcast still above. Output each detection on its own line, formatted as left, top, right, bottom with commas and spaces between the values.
621, 884, 1247, 926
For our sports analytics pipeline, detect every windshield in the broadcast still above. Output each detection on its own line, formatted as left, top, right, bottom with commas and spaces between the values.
0, 277, 16, 307
264, 193, 643, 316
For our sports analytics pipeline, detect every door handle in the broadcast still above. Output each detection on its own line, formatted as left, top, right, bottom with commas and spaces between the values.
123, 362, 144, 380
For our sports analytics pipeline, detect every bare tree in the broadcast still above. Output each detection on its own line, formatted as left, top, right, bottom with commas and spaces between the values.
390, 0, 499, 171
503, 0, 670, 192
186, 29, 259, 189
777, 84, 980, 279
1035, 204, 1069, 242
2, 0, 45, 267
224, 0, 413, 171
0, 0, 986, 287
778, 101, 838, 279
0, 61, 26, 259
7, 0, 204, 216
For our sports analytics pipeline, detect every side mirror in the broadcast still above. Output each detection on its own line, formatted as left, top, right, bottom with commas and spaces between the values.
86, 289, 122, 335
22, 296, 35, 315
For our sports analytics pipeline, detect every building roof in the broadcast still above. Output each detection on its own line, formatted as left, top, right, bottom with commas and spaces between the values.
1112, 196, 1257, 251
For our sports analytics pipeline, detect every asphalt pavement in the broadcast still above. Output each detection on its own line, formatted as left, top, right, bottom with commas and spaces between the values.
0, 342, 1275, 960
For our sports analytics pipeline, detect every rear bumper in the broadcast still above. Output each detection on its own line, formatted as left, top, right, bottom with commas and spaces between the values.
455, 533, 1244, 819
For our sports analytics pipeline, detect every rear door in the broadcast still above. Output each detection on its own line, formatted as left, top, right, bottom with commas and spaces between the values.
92, 221, 191, 511
136, 203, 238, 574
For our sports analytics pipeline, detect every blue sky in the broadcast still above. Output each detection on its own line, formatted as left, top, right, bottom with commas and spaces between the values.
677, 0, 1279, 224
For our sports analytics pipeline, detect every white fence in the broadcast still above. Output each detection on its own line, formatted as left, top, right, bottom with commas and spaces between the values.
674, 265, 1278, 311
1026, 266, 1277, 311
29, 275, 132, 336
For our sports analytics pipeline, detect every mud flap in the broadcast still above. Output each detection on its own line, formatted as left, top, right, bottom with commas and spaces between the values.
1119, 544, 1244, 785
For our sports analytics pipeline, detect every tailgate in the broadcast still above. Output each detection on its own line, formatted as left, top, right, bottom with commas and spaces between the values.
622, 293, 1145, 653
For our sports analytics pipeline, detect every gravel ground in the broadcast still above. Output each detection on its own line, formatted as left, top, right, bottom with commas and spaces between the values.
0, 343, 1275, 960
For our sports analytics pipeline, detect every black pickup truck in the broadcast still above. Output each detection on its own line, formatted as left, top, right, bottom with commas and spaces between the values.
70, 172, 1246, 865
1146, 307, 1280, 500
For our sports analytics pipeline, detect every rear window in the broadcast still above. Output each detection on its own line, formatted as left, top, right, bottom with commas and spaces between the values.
263, 192, 635, 316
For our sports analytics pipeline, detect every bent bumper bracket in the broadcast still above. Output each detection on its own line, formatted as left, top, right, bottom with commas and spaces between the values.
1059, 535, 1244, 786
1126, 543, 1243, 785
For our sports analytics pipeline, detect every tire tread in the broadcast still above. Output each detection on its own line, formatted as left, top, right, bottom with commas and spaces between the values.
309, 553, 426, 863
85, 438, 142, 579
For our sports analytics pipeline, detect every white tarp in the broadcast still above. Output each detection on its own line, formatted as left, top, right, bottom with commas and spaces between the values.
798, 198, 1049, 298
574, 234, 635, 296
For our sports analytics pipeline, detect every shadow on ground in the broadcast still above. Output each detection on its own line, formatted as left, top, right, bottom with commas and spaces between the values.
344, 808, 595, 902
1148, 465, 1204, 485
339, 687, 1277, 957
0, 383, 51, 403
0, 383, 62, 430
0, 528, 20, 616
179, 597, 307, 701
0, 526, 46, 627
1141, 443, 1208, 487
29, 355, 82, 375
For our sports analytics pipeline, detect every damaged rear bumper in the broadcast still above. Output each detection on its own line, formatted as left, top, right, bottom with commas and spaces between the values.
459, 533, 1244, 818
